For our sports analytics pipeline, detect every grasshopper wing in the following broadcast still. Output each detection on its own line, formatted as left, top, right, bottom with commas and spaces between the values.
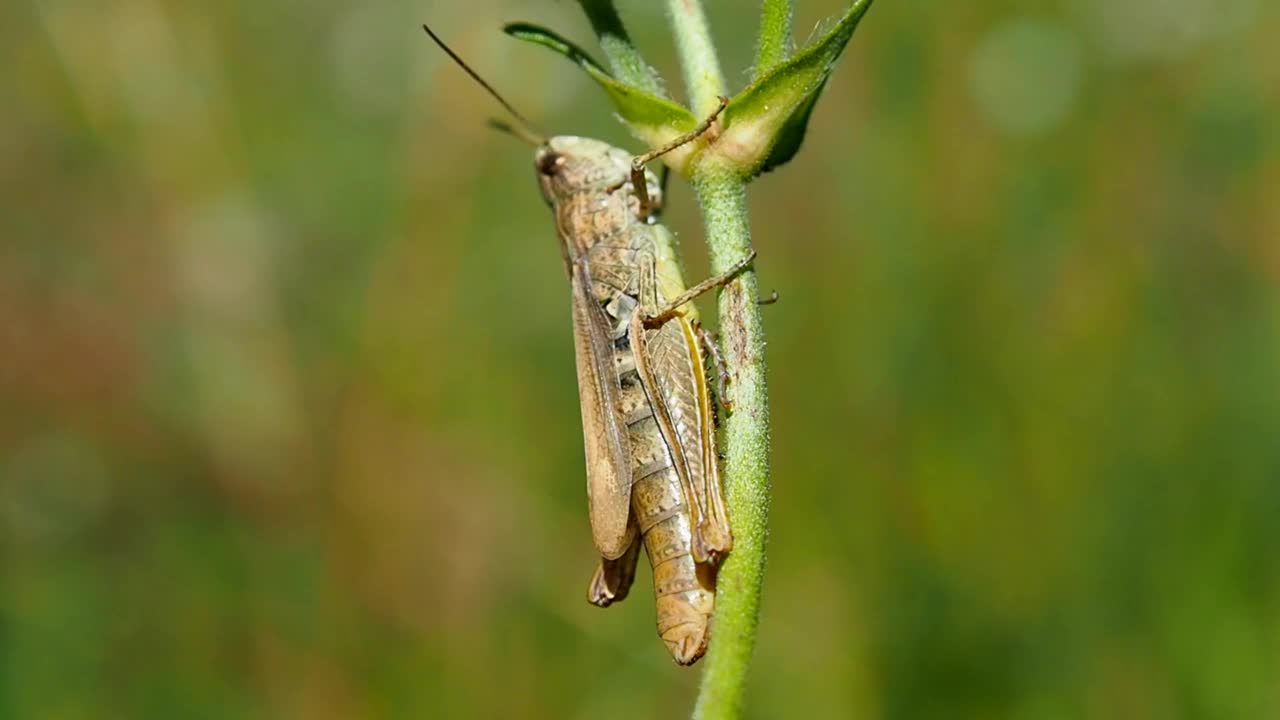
570, 261, 634, 559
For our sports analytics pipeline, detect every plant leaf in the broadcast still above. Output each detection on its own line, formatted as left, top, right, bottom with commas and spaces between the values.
503, 22, 696, 148
576, 0, 668, 97
756, 77, 824, 174
714, 0, 875, 177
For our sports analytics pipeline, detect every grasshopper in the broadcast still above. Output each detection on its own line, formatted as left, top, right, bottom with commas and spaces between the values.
424, 24, 753, 665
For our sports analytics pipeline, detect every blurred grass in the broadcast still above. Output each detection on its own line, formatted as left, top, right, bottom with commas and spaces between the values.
3, 0, 1280, 718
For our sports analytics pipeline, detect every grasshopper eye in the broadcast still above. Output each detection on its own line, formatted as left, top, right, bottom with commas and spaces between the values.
537, 151, 563, 176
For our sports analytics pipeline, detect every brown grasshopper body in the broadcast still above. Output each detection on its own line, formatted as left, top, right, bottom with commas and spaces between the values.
536, 138, 731, 663
423, 25, 747, 665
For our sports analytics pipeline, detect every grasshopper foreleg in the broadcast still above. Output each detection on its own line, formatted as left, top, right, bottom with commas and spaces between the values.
630, 96, 729, 220
643, 250, 757, 327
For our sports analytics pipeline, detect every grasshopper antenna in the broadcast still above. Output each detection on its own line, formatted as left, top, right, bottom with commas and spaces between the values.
422, 23, 546, 146
487, 119, 544, 146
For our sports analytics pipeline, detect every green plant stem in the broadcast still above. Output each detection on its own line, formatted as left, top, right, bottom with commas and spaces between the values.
664, 0, 728, 116
577, 0, 667, 96
689, 163, 771, 720
755, 0, 795, 77
664, 3, 772, 718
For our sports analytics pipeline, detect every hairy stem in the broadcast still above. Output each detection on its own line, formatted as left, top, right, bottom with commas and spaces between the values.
689, 164, 771, 720
664, 0, 728, 116
755, 0, 795, 77
664, 3, 772, 718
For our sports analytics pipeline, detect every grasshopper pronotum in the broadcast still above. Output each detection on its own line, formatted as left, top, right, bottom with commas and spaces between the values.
424, 24, 752, 665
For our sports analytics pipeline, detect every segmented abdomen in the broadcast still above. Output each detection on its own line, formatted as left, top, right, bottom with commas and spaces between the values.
615, 333, 714, 666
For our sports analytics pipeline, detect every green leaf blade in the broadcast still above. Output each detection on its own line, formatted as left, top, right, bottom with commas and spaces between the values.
576, 0, 669, 97
713, 0, 875, 177
503, 23, 697, 151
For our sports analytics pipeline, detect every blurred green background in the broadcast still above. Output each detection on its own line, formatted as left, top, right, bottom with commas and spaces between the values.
4, 0, 1280, 717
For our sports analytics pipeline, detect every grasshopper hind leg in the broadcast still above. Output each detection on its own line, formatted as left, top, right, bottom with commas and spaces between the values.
587, 524, 642, 607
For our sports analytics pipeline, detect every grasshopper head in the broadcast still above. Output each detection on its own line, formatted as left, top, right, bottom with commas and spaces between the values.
535, 136, 662, 208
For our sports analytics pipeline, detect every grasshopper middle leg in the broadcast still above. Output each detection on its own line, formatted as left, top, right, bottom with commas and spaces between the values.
695, 324, 734, 413
643, 250, 757, 327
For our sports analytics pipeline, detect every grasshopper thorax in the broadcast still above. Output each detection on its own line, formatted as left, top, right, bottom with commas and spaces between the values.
535, 136, 662, 210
